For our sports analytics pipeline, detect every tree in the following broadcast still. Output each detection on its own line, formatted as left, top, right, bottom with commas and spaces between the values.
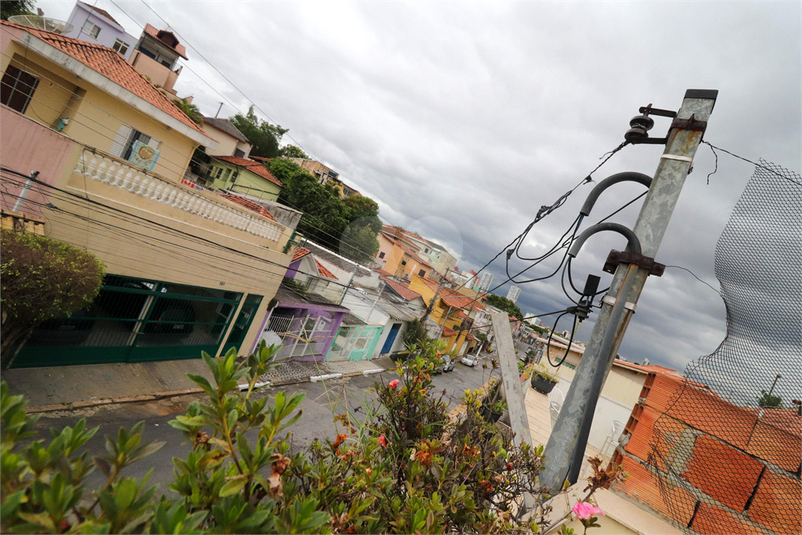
0, 230, 105, 368
279, 145, 309, 159
1, 1, 34, 20
174, 98, 203, 126
402, 318, 429, 347
230, 106, 288, 158
339, 223, 379, 264
757, 389, 783, 409
485, 293, 524, 320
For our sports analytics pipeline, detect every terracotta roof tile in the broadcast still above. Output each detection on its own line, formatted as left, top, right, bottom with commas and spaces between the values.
292, 247, 311, 262
314, 258, 337, 279
214, 156, 283, 187
220, 194, 277, 221
379, 274, 422, 301
1, 20, 207, 136
78, 0, 121, 26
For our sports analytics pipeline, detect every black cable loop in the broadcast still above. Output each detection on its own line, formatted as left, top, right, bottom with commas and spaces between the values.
546, 312, 579, 367
567, 257, 610, 297
560, 263, 580, 305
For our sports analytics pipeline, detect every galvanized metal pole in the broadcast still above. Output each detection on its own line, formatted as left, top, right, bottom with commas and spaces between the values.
539, 89, 718, 494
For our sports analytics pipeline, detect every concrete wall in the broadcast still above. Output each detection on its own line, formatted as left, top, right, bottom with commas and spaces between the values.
128, 50, 174, 92
201, 123, 251, 158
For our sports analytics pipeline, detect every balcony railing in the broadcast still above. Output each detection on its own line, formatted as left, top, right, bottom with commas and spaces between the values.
75, 149, 285, 242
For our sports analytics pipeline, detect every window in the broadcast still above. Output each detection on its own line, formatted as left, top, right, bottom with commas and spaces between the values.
378, 252, 386, 259
82, 20, 101, 38
112, 39, 129, 56
418, 269, 426, 277
122, 130, 151, 160
400, 260, 407, 266
1, 65, 39, 114
234, 148, 245, 158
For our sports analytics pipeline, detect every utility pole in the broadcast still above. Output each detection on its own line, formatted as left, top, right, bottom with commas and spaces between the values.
539, 89, 718, 494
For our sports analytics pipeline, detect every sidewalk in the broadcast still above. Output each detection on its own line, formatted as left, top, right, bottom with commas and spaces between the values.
261, 356, 396, 385
4, 356, 397, 413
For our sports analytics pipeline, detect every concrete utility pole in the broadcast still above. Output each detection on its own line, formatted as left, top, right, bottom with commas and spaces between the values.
539, 89, 718, 494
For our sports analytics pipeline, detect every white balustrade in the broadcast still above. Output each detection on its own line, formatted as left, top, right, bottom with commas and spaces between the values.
76, 149, 284, 242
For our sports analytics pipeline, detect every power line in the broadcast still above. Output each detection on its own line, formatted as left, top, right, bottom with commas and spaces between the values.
133, 0, 314, 159
1, 166, 360, 293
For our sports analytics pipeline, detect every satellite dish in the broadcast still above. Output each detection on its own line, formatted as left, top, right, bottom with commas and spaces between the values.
8, 15, 74, 34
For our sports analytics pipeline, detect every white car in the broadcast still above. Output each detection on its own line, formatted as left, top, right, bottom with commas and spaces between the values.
461, 354, 479, 367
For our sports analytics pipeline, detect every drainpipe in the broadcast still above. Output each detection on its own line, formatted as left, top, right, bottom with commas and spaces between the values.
12, 171, 39, 213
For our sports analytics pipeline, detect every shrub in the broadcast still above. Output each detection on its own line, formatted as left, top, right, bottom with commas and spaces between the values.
0, 340, 625, 533
0, 230, 105, 367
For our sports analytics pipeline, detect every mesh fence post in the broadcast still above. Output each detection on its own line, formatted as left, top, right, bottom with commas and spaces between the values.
539, 89, 719, 494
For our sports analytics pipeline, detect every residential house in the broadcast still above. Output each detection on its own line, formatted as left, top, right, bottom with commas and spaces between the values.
289, 157, 360, 199
609, 369, 800, 535
334, 281, 427, 361
285, 247, 348, 304
63, 1, 137, 60
1, 19, 210, 182
202, 116, 251, 158
301, 240, 380, 290
1, 20, 295, 367
251, 285, 349, 362
409, 275, 484, 355
128, 24, 187, 101
205, 156, 283, 201
375, 230, 437, 281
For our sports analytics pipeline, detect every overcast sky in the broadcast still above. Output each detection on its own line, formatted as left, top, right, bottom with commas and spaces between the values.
42, 1, 801, 373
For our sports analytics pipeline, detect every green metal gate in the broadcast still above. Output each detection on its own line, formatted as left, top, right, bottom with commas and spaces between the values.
327, 325, 383, 362
12, 275, 244, 368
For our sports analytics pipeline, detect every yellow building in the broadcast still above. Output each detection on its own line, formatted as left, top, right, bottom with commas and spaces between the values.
408, 276, 483, 354
1, 20, 295, 368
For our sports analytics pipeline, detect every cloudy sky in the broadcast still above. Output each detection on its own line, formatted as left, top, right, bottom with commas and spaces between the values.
42, 1, 801, 373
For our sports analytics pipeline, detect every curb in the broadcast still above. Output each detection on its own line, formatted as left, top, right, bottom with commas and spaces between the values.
26, 366, 395, 413
27, 387, 204, 414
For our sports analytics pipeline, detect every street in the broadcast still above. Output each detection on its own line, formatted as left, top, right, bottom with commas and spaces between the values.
27, 355, 497, 494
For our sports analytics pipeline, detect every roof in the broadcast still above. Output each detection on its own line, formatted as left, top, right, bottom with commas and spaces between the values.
302, 240, 371, 277
220, 194, 277, 221
341, 313, 367, 326
292, 247, 311, 262
142, 23, 187, 59
441, 327, 457, 337
314, 258, 337, 279
380, 276, 423, 302
202, 117, 250, 144
1, 20, 207, 137
77, 0, 122, 26
213, 156, 283, 187
274, 285, 347, 311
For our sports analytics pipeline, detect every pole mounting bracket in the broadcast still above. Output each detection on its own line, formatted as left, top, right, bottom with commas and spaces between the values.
602, 250, 665, 277
670, 113, 708, 132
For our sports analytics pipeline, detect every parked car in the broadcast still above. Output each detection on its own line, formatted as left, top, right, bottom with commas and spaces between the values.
26, 310, 95, 346
461, 354, 479, 367
435, 354, 455, 373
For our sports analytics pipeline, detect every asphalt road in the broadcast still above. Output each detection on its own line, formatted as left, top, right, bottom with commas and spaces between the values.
27, 355, 496, 495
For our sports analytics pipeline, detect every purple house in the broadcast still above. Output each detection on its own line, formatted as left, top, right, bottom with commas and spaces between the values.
251, 286, 348, 362
64, 1, 137, 61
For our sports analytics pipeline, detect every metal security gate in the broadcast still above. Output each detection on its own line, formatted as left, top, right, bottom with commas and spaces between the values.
12, 275, 243, 368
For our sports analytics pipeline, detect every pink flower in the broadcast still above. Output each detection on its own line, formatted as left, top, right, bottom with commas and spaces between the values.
572, 501, 604, 520
378, 435, 387, 446
388, 380, 399, 390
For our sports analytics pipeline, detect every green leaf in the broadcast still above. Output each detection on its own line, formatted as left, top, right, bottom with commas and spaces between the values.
219, 476, 248, 497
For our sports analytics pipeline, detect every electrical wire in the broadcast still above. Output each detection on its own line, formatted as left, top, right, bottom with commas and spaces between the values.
545, 311, 578, 367
1, 167, 361, 292
702, 141, 802, 187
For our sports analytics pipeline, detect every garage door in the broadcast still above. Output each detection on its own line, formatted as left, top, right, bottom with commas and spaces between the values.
11, 275, 244, 368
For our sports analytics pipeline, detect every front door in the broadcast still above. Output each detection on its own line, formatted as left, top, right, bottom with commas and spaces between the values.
381, 323, 402, 354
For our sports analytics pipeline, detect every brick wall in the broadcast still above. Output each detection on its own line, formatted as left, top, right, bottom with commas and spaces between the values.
611, 371, 801, 535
